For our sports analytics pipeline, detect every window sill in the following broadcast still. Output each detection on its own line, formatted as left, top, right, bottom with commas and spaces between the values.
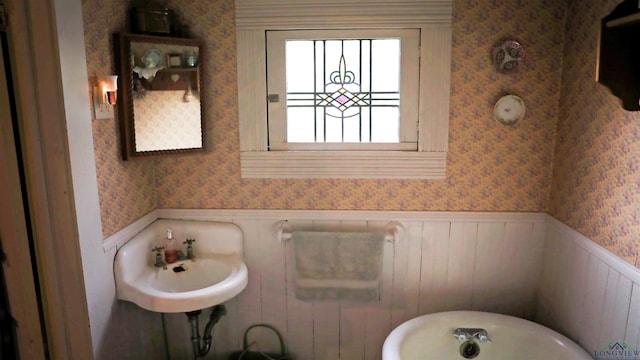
240, 151, 446, 179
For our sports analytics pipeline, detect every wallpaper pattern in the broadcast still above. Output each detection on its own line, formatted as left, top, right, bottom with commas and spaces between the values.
549, 0, 640, 267
84, 1, 567, 236
83, 0, 565, 228
83, 0, 157, 238
162, 2, 564, 210
84, 0, 640, 270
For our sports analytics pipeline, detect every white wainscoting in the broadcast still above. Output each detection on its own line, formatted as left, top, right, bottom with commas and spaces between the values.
108, 209, 545, 360
99, 210, 640, 359
537, 217, 640, 357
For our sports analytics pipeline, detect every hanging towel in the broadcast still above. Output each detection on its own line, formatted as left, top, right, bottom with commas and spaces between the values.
291, 231, 385, 302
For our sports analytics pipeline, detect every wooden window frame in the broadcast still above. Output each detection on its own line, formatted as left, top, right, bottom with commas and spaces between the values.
236, 0, 452, 179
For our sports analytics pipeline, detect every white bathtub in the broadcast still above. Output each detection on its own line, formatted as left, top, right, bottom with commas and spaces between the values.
382, 311, 592, 359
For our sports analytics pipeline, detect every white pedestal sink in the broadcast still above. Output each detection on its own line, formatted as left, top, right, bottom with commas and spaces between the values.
114, 219, 248, 313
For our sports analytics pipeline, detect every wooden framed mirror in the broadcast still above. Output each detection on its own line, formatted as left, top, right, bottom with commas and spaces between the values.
114, 33, 205, 160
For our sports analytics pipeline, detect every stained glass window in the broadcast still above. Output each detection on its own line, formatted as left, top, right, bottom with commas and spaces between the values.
238, 3, 452, 179
266, 29, 420, 152
285, 38, 401, 143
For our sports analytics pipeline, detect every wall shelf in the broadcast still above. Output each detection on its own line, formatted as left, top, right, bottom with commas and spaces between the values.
597, 0, 640, 111
140, 67, 199, 91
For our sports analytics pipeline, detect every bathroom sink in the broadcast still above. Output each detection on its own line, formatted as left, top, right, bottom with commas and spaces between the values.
151, 256, 237, 293
114, 219, 248, 313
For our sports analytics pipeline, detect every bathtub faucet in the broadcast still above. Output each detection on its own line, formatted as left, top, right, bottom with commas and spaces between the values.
453, 328, 492, 343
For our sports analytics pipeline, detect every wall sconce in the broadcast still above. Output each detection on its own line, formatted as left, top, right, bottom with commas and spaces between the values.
93, 75, 118, 120
98, 75, 118, 105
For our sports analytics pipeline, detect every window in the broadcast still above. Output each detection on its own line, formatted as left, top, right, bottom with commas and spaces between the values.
267, 29, 419, 151
236, 0, 452, 179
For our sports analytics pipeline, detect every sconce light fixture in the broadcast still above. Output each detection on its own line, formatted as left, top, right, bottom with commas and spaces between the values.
99, 75, 118, 105
93, 75, 118, 120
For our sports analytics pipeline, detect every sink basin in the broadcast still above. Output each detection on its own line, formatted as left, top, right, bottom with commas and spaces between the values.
114, 219, 248, 313
151, 256, 237, 293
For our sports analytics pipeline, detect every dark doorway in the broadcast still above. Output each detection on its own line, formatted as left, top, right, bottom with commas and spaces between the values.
1, 11, 47, 358
0, 25, 18, 360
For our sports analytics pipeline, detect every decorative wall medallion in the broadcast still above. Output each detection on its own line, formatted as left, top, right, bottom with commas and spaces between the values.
493, 95, 526, 125
492, 40, 525, 74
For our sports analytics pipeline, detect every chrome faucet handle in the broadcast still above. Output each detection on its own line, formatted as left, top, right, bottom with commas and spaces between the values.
453, 328, 469, 342
184, 239, 196, 260
152, 246, 166, 268
475, 330, 491, 343
453, 328, 491, 343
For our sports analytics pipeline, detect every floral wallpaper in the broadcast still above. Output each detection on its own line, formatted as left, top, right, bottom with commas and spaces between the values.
84, 0, 640, 270
549, 0, 640, 267
83, 0, 567, 238
156, 0, 566, 210
83, 0, 157, 239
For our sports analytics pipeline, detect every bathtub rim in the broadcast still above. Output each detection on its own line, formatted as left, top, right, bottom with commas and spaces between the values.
382, 310, 592, 360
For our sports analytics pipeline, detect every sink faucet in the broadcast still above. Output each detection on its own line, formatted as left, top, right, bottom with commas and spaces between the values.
184, 239, 196, 260
453, 328, 492, 343
152, 246, 166, 269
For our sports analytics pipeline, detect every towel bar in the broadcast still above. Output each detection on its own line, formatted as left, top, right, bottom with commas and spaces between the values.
273, 220, 404, 243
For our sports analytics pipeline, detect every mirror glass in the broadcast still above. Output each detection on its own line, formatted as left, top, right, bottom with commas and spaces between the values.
114, 33, 205, 159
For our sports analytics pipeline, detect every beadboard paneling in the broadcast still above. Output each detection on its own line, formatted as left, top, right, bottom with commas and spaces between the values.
537, 217, 640, 356
124, 210, 545, 359
100, 211, 640, 359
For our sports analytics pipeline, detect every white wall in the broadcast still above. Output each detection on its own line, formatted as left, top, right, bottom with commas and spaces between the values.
52, 0, 117, 356
537, 217, 640, 357
104, 209, 546, 360
99, 210, 640, 359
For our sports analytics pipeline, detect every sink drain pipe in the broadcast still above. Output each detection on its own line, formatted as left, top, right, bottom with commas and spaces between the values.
186, 305, 227, 359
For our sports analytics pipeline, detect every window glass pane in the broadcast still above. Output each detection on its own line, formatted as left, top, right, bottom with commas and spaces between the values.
361, 40, 371, 92
361, 107, 371, 142
287, 107, 315, 142
285, 38, 400, 144
315, 107, 325, 142
371, 107, 399, 143
286, 41, 315, 92
315, 41, 325, 93
343, 113, 361, 142
325, 115, 342, 142
371, 39, 399, 92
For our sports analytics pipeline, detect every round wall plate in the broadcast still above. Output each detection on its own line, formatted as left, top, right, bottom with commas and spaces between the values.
493, 95, 526, 125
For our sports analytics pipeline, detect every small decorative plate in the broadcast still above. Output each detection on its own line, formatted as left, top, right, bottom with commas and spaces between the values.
142, 49, 161, 68
492, 40, 525, 74
493, 95, 525, 125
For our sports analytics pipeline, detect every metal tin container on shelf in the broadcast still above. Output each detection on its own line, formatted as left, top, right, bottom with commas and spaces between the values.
130, 7, 174, 35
